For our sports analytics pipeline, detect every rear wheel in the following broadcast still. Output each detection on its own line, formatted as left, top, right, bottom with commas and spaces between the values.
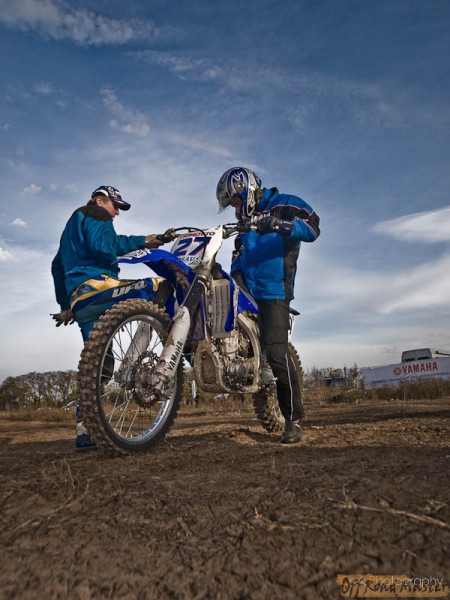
78, 299, 183, 455
253, 343, 303, 433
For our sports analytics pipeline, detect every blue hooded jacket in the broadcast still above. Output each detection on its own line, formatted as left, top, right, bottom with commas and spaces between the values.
52, 204, 146, 309
231, 188, 320, 301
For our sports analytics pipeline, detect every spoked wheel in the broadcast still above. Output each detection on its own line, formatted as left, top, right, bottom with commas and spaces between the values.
253, 343, 303, 433
78, 299, 183, 455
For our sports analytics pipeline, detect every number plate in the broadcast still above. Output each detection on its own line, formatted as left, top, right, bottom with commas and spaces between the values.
171, 232, 213, 268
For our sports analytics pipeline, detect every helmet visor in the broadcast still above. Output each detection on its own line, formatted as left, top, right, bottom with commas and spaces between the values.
216, 176, 246, 213
217, 188, 233, 212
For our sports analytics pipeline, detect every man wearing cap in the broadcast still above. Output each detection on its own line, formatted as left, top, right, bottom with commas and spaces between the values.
51, 185, 171, 449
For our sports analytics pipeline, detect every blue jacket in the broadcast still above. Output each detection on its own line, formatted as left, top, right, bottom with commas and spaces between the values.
231, 188, 320, 301
52, 204, 146, 310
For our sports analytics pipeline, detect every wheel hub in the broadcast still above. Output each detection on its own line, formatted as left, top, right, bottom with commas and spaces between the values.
129, 351, 160, 407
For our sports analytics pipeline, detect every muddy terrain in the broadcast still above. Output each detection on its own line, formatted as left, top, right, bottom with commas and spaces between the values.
1, 398, 449, 599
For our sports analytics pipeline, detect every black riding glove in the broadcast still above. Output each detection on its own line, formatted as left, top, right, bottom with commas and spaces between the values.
51, 310, 76, 327
256, 216, 294, 236
156, 228, 177, 244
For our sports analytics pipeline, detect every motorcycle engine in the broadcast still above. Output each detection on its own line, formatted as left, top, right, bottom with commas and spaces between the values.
194, 327, 256, 392
225, 359, 255, 387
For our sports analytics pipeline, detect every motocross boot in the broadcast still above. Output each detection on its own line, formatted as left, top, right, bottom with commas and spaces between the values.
75, 405, 96, 451
260, 365, 275, 384
260, 353, 275, 384
75, 432, 96, 450
280, 419, 302, 444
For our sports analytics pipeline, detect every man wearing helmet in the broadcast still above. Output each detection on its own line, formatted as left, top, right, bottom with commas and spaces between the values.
51, 186, 171, 449
217, 167, 321, 444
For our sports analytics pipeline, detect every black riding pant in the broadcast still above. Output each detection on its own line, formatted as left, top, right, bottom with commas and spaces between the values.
258, 299, 304, 421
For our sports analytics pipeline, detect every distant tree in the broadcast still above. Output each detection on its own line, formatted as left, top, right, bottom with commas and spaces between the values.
53, 371, 78, 406
0, 370, 78, 410
327, 368, 344, 379
304, 366, 324, 387
0, 376, 29, 410
305, 365, 361, 387
347, 363, 361, 384
26, 372, 53, 407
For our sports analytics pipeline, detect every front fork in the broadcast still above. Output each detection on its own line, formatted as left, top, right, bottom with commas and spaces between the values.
147, 273, 208, 399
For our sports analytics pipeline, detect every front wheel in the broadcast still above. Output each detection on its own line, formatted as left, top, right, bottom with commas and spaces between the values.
252, 343, 303, 433
78, 299, 183, 455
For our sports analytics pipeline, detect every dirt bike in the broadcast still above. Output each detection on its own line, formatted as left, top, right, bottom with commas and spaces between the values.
78, 222, 303, 454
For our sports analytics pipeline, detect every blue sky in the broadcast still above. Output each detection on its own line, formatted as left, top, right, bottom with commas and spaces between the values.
1, 0, 449, 383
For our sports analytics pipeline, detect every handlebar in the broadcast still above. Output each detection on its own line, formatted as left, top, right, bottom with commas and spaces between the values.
156, 228, 178, 244
156, 222, 256, 244
222, 221, 255, 238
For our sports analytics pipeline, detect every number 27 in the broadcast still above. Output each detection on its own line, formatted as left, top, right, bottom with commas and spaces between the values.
173, 236, 209, 257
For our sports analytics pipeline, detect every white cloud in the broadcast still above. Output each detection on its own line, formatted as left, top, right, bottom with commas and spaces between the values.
131, 50, 225, 83
33, 81, 54, 95
101, 88, 151, 137
130, 50, 386, 114
372, 205, 450, 244
0, 0, 171, 46
98, 86, 232, 155
376, 253, 450, 313
0, 241, 54, 313
65, 183, 79, 193
299, 323, 450, 371
0, 247, 13, 261
48, 183, 78, 192
165, 131, 232, 158
12, 218, 27, 228
110, 120, 151, 137
22, 183, 41, 194
130, 49, 447, 132
303, 251, 450, 317
0, 236, 82, 381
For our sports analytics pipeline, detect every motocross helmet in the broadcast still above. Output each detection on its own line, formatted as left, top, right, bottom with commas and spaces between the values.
216, 167, 262, 219
91, 186, 131, 211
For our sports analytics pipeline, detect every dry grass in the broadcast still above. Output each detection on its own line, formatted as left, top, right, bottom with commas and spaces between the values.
304, 378, 450, 405
367, 378, 450, 401
0, 408, 74, 423
3, 378, 449, 421
181, 393, 253, 415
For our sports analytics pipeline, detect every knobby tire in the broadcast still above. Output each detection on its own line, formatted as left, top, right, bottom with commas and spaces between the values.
253, 343, 303, 433
78, 299, 183, 456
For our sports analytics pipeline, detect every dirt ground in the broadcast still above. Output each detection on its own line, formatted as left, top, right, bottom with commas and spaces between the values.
1, 398, 449, 600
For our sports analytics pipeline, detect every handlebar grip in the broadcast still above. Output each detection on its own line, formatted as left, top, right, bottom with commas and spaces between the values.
236, 221, 252, 233
156, 228, 177, 243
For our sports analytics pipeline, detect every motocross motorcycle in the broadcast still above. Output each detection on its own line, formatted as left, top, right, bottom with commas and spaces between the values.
78, 222, 303, 454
